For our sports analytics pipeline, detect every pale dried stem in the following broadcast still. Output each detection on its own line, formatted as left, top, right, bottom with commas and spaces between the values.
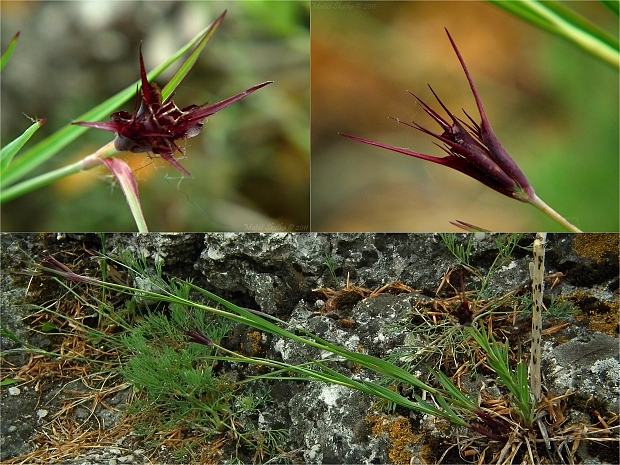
529, 194, 583, 232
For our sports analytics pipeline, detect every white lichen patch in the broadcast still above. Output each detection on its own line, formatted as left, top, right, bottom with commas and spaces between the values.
500, 260, 518, 272
591, 358, 620, 393
274, 338, 291, 360
206, 246, 225, 260
373, 332, 386, 344
318, 384, 348, 410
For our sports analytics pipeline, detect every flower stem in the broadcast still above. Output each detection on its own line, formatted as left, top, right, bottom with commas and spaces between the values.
529, 194, 582, 232
1, 142, 117, 203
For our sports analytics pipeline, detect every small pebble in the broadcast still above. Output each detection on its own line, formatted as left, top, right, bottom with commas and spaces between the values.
8, 387, 20, 396
36, 409, 49, 420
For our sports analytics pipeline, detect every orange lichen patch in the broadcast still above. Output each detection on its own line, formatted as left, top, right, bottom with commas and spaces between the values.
247, 330, 264, 356
570, 291, 619, 336
366, 414, 419, 465
573, 234, 619, 264
234, 328, 269, 360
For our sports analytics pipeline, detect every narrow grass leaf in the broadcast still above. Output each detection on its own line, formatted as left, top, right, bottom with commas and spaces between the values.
488, 1, 554, 35
517, 360, 533, 425
185, 280, 440, 394
161, 10, 226, 100
0, 379, 21, 387
307, 362, 459, 423
0, 118, 46, 172
432, 390, 469, 426
0, 326, 28, 347
429, 367, 478, 410
489, 0, 619, 69
0, 31, 20, 72
541, 0, 619, 49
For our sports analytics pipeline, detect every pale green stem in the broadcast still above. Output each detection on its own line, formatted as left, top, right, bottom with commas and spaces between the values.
528, 194, 582, 232
524, 0, 619, 69
1, 142, 117, 203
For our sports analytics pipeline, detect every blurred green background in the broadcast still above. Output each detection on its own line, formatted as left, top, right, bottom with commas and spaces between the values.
311, 1, 618, 231
1, 1, 309, 231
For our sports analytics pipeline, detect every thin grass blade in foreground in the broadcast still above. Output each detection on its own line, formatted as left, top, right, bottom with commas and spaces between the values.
488, 0, 619, 70
0, 117, 46, 171
1, 31, 20, 72
341, 29, 583, 232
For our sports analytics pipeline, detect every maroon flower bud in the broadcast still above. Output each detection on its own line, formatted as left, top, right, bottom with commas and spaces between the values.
182, 328, 214, 347
340, 29, 536, 203
39, 256, 99, 283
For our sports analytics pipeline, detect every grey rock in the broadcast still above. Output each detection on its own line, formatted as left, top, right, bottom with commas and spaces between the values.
547, 332, 620, 412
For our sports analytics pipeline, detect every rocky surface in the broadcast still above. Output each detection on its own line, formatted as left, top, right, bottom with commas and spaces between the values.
1, 233, 618, 464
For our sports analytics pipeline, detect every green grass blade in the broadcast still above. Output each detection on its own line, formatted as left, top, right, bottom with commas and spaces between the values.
0, 379, 21, 387
0, 325, 29, 347
242, 354, 453, 420
0, 118, 46, 172
488, 0, 619, 69
307, 362, 460, 423
488, 1, 554, 31
1, 15, 225, 191
542, 0, 619, 50
1, 31, 20, 72
182, 279, 442, 394
161, 10, 226, 100
600, 0, 619, 17
432, 391, 469, 426
1, 141, 118, 203
428, 368, 478, 411
1, 158, 87, 203
517, 360, 534, 425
